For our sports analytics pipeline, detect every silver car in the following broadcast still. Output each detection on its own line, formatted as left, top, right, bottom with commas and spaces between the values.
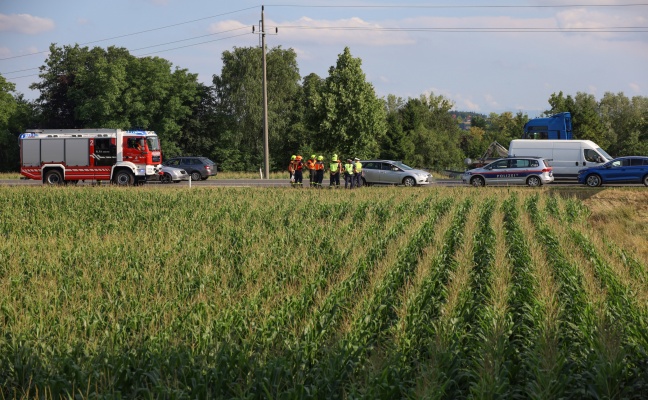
159, 165, 189, 183
462, 157, 554, 187
361, 160, 432, 187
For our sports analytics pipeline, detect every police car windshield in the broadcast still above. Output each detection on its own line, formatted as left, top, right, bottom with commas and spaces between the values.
392, 161, 414, 170
147, 137, 160, 151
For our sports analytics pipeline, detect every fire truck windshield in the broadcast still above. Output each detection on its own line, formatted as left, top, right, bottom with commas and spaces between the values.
146, 137, 161, 151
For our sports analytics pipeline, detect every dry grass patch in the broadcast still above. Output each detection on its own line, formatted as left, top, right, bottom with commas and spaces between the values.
581, 189, 648, 265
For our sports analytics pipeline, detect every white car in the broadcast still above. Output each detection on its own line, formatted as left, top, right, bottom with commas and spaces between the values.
361, 160, 432, 187
159, 166, 189, 183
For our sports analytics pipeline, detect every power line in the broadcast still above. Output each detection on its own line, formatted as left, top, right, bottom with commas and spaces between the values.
278, 25, 648, 33
268, 3, 648, 8
0, 5, 259, 61
3, 32, 254, 80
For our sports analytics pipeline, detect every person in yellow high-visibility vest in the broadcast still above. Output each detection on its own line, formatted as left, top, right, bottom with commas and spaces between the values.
353, 158, 363, 188
344, 158, 354, 189
329, 154, 342, 189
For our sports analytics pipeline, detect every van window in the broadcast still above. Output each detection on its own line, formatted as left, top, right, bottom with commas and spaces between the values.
584, 149, 604, 163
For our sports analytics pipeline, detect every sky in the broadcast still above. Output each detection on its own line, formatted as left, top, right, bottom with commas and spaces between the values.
1, 0, 647, 116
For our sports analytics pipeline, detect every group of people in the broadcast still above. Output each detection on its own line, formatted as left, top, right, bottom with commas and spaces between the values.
288, 154, 364, 189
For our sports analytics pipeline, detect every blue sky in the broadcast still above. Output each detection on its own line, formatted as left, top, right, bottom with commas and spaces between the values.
1, 0, 647, 116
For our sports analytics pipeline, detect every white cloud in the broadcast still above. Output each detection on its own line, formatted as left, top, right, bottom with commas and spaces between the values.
484, 94, 499, 109
0, 47, 11, 58
0, 13, 55, 35
629, 83, 641, 93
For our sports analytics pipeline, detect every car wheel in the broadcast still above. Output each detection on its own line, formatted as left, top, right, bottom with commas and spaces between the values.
527, 176, 542, 187
161, 173, 172, 183
44, 170, 64, 185
403, 177, 416, 187
643, 174, 648, 187
362, 177, 371, 187
585, 174, 602, 187
113, 170, 135, 186
190, 171, 201, 182
470, 176, 485, 187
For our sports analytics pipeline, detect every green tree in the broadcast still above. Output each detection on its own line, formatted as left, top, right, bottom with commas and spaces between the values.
546, 91, 607, 146
315, 47, 387, 159
600, 92, 648, 156
30, 44, 200, 156
213, 46, 302, 171
0, 75, 18, 171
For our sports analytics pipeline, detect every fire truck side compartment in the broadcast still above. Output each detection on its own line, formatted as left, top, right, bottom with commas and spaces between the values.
22, 139, 41, 166
41, 139, 65, 163
65, 139, 89, 166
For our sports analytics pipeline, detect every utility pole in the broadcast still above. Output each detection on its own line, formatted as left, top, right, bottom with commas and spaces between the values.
261, 5, 270, 179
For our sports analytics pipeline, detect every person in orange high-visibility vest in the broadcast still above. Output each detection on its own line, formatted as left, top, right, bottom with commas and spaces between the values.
293, 155, 304, 188
314, 155, 325, 188
306, 154, 317, 187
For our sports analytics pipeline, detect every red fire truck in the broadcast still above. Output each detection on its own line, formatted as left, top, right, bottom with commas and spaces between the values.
19, 129, 163, 185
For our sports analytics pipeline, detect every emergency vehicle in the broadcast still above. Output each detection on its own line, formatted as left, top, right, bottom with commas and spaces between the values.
19, 129, 162, 185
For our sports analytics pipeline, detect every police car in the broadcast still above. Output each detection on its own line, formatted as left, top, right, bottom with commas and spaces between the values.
462, 157, 554, 187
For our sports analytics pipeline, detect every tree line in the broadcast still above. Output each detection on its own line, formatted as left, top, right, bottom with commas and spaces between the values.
1, 43, 647, 172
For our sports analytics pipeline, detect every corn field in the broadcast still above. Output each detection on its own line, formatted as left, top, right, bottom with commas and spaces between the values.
0, 186, 647, 399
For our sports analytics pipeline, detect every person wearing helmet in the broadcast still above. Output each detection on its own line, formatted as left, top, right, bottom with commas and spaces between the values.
315, 155, 325, 188
329, 154, 342, 189
306, 154, 317, 187
288, 155, 297, 187
344, 158, 355, 189
293, 155, 304, 188
353, 158, 363, 188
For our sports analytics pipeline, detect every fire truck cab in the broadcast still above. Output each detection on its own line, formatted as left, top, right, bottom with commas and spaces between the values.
19, 129, 162, 185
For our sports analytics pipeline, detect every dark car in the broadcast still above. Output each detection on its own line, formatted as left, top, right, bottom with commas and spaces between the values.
162, 157, 217, 181
577, 156, 648, 187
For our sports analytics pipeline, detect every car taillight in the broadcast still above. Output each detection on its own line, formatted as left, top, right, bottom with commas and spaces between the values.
205, 165, 211, 170
542, 168, 552, 172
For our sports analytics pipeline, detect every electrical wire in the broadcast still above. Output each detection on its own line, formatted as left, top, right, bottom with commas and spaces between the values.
267, 3, 648, 8
0, 5, 259, 61
278, 25, 648, 33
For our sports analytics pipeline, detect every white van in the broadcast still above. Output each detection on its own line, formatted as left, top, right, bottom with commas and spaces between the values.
508, 139, 613, 179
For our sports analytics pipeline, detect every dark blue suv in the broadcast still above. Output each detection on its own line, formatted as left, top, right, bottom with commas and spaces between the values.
577, 156, 648, 187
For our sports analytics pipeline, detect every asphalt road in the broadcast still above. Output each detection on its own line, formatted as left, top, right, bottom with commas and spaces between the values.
1, 178, 644, 188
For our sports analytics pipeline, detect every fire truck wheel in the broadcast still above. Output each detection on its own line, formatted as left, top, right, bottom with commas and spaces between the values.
44, 170, 64, 185
114, 170, 135, 186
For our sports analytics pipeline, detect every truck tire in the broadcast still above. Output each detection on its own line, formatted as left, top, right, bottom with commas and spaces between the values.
113, 170, 135, 186
44, 170, 64, 185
